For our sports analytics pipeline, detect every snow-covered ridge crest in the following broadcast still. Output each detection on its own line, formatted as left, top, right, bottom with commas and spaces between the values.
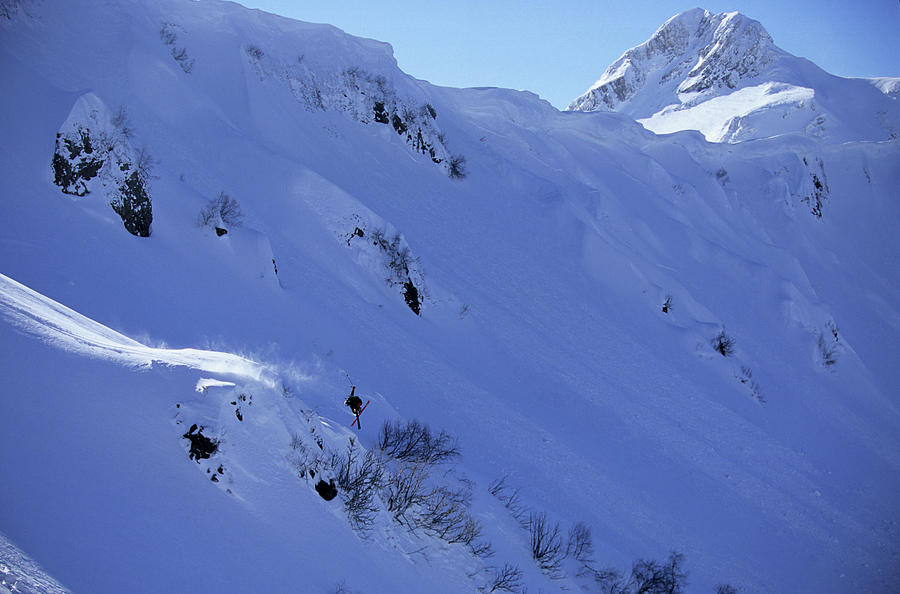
0, 272, 276, 386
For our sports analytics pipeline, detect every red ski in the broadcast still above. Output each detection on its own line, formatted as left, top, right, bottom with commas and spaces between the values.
351, 400, 370, 429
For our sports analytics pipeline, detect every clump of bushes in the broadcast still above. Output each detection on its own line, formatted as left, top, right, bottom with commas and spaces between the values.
711, 328, 735, 357
160, 22, 195, 73
330, 438, 385, 532
197, 192, 244, 231
377, 418, 459, 464
817, 320, 840, 368
489, 475, 698, 592
346, 224, 427, 316
449, 154, 467, 179
592, 551, 688, 594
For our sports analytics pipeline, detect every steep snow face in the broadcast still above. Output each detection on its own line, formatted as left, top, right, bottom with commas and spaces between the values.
868, 76, 900, 99
568, 9, 900, 142
1, 1, 900, 593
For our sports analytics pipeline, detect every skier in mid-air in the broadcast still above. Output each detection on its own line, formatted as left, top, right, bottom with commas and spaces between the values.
345, 386, 364, 428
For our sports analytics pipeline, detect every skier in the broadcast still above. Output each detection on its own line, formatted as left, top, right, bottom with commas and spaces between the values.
345, 386, 363, 428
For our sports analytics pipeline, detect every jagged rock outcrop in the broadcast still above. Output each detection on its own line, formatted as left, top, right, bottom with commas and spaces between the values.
568, 10, 780, 114
51, 94, 153, 237
568, 9, 900, 143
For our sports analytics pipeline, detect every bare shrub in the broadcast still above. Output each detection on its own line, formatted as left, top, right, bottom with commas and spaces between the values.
330, 438, 384, 534
528, 512, 565, 575
368, 229, 417, 286
384, 461, 430, 522
245, 45, 264, 60
818, 320, 840, 367
711, 328, 735, 357
488, 475, 527, 526
160, 23, 195, 73
134, 146, 157, 183
469, 537, 494, 559
449, 154, 467, 179
716, 585, 739, 594
481, 563, 522, 593
567, 521, 594, 565
418, 484, 472, 540
197, 191, 244, 229
736, 366, 764, 404
377, 419, 460, 465
112, 106, 134, 140
592, 567, 625, 593
288, 433, 325, 480
628, 551, 687, 594
591, 551, 688, 594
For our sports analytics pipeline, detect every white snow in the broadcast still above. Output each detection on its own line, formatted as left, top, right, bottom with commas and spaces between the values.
638, 82, 816, 142
1, 1, 898, 593
0, 532, 69, 594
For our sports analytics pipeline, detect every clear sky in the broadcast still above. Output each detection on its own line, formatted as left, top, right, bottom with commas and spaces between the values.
236, 0, 900, 109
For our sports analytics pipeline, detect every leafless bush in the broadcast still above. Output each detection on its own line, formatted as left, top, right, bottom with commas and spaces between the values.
401, 105, 418, 125
417, 484, 472, 540
378, 419, 460, 465
384, 461, 430, 522
112, 106, 134, 140
567, 521, 594, 565
197, 191, 244, 229
330, 438, 384, 533
369, 229, 418, 286
469, 537, 494, 559
330, 581, 354, 594
716, 585, 738, 594
818, 320, 840, 367
711, 328, 735, 357
288, 433, 325, 480
245, 45, 264, 60
528, 512, 565, 576
736, 366, 764, 404
591, 551, 688, 594
160, 23, 194, 73
449, 154, 467, 179
629, 551, 687, 594
134, 146, 157, 183
488, 475, 527, 526
592, 567, 626, 593
481, 563, 523, 593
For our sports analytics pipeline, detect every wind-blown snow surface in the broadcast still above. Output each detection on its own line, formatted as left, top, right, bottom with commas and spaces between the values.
1, 1, 899, 592
567, 9, 900, 143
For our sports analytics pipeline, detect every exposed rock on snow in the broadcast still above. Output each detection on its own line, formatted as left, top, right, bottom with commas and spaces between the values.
51, 94, 153, 236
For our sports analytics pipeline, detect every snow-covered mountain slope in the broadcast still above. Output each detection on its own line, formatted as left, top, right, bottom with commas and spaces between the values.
1, 1, 899, 593
567, 9, 900, 143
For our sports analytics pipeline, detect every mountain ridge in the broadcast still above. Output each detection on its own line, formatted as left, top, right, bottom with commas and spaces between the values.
1, 1, 899, 592
567, 8, 900, 143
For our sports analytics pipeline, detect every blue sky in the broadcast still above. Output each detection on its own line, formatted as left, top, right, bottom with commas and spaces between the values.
239, 1, 900, 109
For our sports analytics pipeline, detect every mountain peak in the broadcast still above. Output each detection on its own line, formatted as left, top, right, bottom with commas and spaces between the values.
567, 8, 899, 143
567, 9, 780, 114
